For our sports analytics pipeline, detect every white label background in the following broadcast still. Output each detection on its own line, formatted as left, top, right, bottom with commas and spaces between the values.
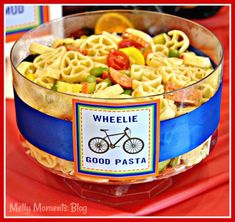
80, 108, 152, 173
6, 5, 37, 29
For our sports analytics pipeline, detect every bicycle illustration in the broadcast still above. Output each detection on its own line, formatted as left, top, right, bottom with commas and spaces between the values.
88, 127, 144, 154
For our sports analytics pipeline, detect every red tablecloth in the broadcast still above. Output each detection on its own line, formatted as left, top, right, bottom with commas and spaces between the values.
6, 6, 229, 216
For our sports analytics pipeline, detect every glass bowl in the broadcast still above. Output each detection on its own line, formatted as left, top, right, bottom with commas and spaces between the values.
10, 10, 223, 185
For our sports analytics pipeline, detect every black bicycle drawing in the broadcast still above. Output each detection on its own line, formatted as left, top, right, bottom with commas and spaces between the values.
88, 127, 144, 154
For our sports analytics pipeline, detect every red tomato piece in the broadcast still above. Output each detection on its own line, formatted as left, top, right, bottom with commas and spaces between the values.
66, 46, 88, 56
165, 81, 202, 106
81, 82, 88, 94
96, 77, 103, 83
107, 50, 130, 70
122, 32, 150, 48
109, 67, 132, 89
142, 46, 152, 58
118, 39, 143, 50
66, 46, 79, 51
102, 70, 109, 79
60, 114, 72, 121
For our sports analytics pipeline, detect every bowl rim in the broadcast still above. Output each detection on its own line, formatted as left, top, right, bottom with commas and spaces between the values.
10, 9, 224, 101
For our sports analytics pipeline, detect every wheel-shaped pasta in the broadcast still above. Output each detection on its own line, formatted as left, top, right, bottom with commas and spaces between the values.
26, 142, 57, 168
152, 44, 169, 56
189, 67, 207, 81
43, 67, 61, 80
132, 84, 164, 98
35, 149, 57, 169
93, 84, 124, 98
80, 34, 117, 64
33, 46, 67, 70
160, 99, 177, 120
203, 67, 220, 88
181, 143, 206, 167
157, 66, 175, 83
166, 30, 190, 53
60, 51, 93, 83
197, 83, 215, 103
170, 72, 191, 87
28, 145, 39, 159
57, 159, 74, 174
168, 57, 184, 66
17, 62, 37, 75
102, 31, 122, 44
34, 76, 55, 89
158, 65, 202, 86
131, 65, 157, 80
132, 74, 162, 90
146, 52, 169, 67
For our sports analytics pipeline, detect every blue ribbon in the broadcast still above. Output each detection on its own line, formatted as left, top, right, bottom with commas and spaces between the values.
14, 84, 222, 162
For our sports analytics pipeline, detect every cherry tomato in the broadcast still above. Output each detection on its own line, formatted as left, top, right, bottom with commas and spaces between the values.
118, 39, 143, 50
109, 68, 132, 89
102, 70, 109, 79
107, 50, 130, 70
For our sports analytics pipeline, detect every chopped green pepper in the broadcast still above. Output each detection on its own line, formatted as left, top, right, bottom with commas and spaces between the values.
82, 82, 96, 94
169, 157, 180, 167
87, 82, 96, 94
169, 49, 180, 58
153, 33, 166, 45
158, 159, 171, 172
123, 89, 133, 95
86, 75, 97, 83
90, 67, 109, 77
102, 78, 112, 86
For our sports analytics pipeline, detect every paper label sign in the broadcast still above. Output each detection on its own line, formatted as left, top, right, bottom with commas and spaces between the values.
5, 5, 49, 42
72, 100, 160, 180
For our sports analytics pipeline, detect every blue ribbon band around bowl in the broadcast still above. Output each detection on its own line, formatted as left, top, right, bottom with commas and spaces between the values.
14, 84, 222, 162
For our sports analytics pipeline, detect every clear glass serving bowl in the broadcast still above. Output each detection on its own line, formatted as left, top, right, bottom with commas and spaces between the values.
11, 10, 223, 185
